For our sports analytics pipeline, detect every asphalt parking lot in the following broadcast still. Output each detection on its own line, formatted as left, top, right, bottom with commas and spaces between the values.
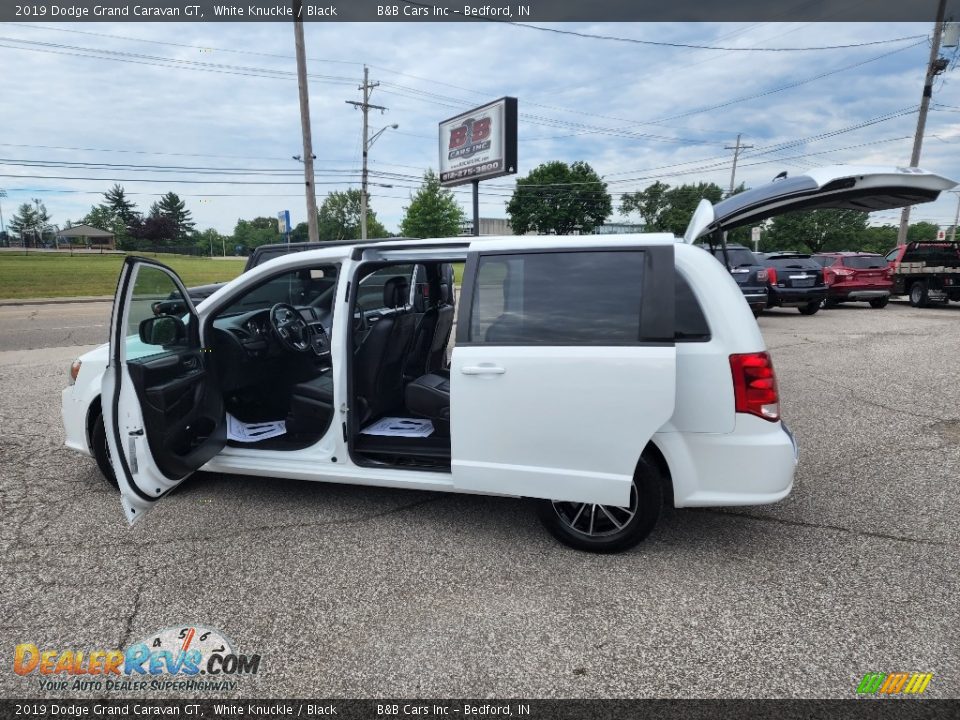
0, 299, 957, 699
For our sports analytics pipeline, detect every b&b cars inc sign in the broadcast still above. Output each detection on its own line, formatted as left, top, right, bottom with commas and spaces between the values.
439, 97, 518, 186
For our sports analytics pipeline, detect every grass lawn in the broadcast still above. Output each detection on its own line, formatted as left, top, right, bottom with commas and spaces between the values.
0, 253, 246, 299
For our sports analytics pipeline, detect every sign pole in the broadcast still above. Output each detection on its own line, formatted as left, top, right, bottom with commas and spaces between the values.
472, 181, 480, 237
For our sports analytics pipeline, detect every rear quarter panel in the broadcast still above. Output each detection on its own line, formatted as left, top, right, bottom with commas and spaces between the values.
667, 244, 765, 435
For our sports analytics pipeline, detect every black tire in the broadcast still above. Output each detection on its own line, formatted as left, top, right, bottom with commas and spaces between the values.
536, 457, 663, 553
798, 300, 821, 315
91, 412, 119, 489
869, 297, 889, 309
908, 281, 928, 308
823, 298, 838, 309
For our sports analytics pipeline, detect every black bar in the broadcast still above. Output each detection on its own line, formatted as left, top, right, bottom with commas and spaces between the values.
1, 0, 955, 22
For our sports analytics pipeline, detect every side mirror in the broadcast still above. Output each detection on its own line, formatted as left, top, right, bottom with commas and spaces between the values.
139, 316, 186, 346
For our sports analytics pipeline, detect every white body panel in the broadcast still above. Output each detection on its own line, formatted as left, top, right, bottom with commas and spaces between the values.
450, 345, 675, 507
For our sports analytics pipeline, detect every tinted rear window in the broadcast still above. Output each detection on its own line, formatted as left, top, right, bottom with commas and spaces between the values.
768, 257, 821, 271
675, 273, 709, 341
812, 256, 835, 266
842, 256, 887, 269
470, 251, 645, 344
709, 248, 757, 267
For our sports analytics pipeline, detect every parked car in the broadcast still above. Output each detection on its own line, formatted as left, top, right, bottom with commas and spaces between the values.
757, 252, 828, 314
697, 243, 769, 316
813, 252, 893, 308
885, 241, 960, 307
62, 165, 955, 552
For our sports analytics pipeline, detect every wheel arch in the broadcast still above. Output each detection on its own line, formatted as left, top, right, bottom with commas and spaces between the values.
85, 395, 102, 454
641, 440, 674, 509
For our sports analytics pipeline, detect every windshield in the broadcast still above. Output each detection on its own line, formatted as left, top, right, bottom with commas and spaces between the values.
218, 266, 339, 317
842, 256, 887, 269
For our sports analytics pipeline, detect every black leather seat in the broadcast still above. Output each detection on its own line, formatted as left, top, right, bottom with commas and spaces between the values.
353, 276, 417, 424
405, 373, 450, 433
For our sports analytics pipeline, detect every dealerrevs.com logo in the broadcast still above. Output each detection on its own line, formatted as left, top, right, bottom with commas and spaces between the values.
13, 625, 261, 692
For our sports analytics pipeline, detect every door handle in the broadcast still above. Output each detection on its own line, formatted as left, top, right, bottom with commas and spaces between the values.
461, 365, 506, 375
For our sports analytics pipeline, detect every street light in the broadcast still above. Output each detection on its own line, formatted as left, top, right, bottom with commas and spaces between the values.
361, 123, 398, 240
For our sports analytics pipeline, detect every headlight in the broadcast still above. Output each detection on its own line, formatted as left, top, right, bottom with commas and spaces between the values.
69, 359, 82, 385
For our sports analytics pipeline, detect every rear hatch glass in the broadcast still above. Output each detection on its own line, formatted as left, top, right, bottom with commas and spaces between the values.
843, 256, 887, 269
768, 257, 822, 287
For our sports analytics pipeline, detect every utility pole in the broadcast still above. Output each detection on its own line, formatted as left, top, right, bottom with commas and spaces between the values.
292, 0, 319, 244
950, 191, 960, 243
346, 66, 388, 241
725, 133, 753, 196
0, 189, 6, 237
898, 0, 949, 244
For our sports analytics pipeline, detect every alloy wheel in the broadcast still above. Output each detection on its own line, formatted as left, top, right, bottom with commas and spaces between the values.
551, 482, 639, 538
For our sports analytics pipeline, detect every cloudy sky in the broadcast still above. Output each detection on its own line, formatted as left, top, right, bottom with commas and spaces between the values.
1, 19, 958, 236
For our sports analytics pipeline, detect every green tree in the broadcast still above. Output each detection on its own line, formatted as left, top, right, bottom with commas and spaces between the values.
232, 216, 279, 253
506, 161, 612, 235
8, 202, 39, 243
764, 209, 869, 254
104, 184, 139, 225
857, 225, 899, 254
195, 228, 226, 257
80, 185, 140, 249
317, 189, 388, 240
289, 222, 310, 243
149, 192, 195, 244
621, 181, 743, 237
907, 221, 940, 243
400, 169, 465, 238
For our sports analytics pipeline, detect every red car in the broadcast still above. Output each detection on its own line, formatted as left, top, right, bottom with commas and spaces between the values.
813, 252, 893, 308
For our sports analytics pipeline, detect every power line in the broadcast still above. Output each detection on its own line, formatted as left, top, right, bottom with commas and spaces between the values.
498, 21, 927, 52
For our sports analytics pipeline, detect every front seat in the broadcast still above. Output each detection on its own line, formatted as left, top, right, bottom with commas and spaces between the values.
353, 276, 417, 424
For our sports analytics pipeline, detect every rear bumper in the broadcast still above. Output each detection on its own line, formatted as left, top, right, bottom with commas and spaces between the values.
769, 287, 828, 306
738, 287, 768, 307
656, 415, 797, 507
838, 289, 890, 300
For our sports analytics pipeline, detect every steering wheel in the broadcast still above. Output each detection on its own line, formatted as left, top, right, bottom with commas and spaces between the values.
268, 303, 312, 353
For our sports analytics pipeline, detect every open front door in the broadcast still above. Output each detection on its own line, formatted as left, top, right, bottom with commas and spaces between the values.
450, 241, 676, 508
103, 257, 226, 524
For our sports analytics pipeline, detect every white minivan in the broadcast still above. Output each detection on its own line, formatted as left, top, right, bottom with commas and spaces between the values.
61, 166, 955, 551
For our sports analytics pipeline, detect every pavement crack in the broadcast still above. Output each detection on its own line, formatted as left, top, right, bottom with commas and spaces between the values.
700, 508, 956, 548
118, 557, 146, 649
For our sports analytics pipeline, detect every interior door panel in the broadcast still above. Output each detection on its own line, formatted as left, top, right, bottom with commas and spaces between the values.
128, 349, 226, 479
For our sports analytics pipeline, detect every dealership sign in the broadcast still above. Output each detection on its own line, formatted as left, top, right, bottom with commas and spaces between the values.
439, 97, 518, 186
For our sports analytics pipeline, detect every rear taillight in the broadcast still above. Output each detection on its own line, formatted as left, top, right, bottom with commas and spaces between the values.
885, 267, 894, 279
756, 269, 768, 282
824, 268, 835, 285
834, 269, 854, 280
766, 268, 777, 284
730, 352, 780, 422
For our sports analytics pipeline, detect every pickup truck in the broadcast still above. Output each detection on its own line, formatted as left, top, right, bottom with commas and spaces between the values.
884, 241, 960, 307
